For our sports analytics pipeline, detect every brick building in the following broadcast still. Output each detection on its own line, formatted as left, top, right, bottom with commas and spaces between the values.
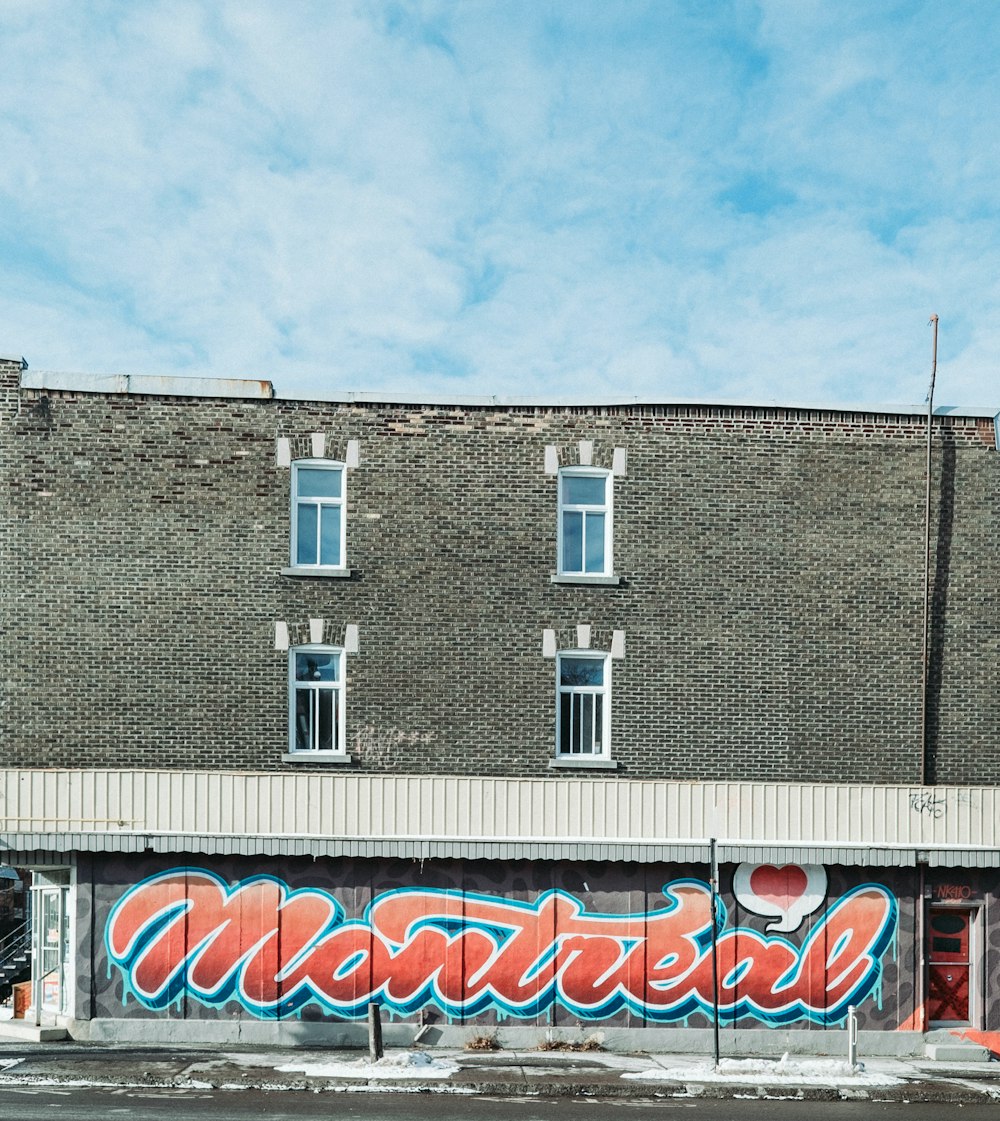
2, 354, 1000, 1053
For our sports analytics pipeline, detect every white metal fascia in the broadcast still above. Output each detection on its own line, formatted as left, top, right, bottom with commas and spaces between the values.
3, 771, 1000, 853
21, 369, 274, 400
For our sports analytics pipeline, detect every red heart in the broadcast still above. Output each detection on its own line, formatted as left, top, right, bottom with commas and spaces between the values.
749, 864, 808, 909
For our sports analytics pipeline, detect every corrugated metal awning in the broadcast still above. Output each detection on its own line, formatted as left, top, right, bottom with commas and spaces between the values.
0, 832, 710, 864
719, 844, 918, 867
1, 831, 993, 867
927, 849, 1000, 867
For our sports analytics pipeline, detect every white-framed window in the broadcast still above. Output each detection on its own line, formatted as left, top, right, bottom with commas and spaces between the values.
557, 467, 612, 576
556, 651, 610, 757
289, 645, 345, 755
291, 460, 346, 570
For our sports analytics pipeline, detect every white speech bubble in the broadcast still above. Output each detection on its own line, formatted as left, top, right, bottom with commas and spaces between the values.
732, 862, 828, 933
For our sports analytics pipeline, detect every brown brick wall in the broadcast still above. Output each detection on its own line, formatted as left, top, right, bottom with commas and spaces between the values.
3, 379, 998, 783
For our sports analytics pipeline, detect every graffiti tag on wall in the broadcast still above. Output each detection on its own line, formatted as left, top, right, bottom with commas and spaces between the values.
105, 867, 895, 1025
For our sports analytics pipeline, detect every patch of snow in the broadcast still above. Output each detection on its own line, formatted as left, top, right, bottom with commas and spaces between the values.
518, 1052, 652, 1072
276, 1049, 460, 1080
623, 1053, 905, 1088
0, 1076, 134, 1088
324, 1084, 478, 1095
220, 1051, 296, 1068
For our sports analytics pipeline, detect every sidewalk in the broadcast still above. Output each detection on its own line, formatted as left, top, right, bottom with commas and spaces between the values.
0, 1038, 997, 1103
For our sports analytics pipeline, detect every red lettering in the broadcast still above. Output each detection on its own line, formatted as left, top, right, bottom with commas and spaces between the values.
106, 870, 895, 1024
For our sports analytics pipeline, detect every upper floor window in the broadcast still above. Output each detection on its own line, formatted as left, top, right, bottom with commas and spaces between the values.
558, 468, 612, 576
556, 652, 610, 758
291, 461, 345, 570
289, 646, 345, 755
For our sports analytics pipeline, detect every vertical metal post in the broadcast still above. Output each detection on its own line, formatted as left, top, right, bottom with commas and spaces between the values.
916, 862, 927, 1033
847, 1004, 858, 1069
33, 888, 42, 1028
368, 1002, 384, 1061
709, 838, 721, 1068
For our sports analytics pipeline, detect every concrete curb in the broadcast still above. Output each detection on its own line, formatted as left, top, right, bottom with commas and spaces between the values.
0, 1040, 998, 1104
0, 1067, 995, 1104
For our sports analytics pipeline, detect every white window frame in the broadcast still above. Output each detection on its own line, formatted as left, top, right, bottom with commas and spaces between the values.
288, 645, 346, 757
555, 650, 611, 758
557, 467, 613, 577
290, 459, 347, 571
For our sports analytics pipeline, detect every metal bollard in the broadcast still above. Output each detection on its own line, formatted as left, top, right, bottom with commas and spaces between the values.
368, 1002, 384, 1062
847, 1004, 858, 1069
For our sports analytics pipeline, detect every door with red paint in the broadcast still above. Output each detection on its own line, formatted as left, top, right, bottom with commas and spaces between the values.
927, 907, 973, 1023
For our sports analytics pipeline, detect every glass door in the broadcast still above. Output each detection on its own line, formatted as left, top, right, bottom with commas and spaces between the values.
35, 885, 68, 1015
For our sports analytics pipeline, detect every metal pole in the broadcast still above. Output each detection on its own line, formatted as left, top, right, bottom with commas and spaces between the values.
920, 314, 939, 786
847, 1004, 858, 1069
368, 1002, 384, 1061
33, 889, 42, 1028
916, 861, 927, 1033
709, 838, 721, 1068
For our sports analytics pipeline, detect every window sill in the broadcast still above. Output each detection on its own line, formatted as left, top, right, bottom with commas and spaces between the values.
550, 574, 620, 586
282, 752, 354, 764
281, 567, 353, 578
548, 756, 619, 771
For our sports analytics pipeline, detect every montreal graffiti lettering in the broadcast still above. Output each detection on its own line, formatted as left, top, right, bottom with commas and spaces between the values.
105, 867, 896, 1025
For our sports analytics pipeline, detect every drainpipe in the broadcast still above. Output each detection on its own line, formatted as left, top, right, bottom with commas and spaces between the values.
916, 859, 927, 1035
709, 838, 721, 1068
920, 315, 938, 786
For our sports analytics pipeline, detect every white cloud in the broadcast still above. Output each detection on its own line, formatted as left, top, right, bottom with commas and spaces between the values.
2, 1, 1000, 407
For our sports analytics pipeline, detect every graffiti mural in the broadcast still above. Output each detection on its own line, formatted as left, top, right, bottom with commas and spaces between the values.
105, 865, 896, 1026
732, 862, 828, 932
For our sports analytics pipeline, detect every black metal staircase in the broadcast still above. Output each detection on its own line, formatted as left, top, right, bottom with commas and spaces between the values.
0, 921, 30, 1002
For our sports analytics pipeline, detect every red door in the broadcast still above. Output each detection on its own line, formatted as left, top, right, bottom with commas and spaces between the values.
928, 907, 973, 1023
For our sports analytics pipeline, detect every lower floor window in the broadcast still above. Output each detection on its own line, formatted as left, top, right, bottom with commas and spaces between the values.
557, 652, 610, 756
290, 646, 345, 753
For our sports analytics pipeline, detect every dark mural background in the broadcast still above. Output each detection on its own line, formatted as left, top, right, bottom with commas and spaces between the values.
75, 853, 919, 1031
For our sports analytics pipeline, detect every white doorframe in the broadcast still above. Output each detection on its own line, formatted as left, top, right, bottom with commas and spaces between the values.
30, 868, 73, 1024
926, 900, 983, 1029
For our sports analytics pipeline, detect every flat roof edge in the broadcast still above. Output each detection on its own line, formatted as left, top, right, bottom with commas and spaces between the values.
15, 369, 997, 417
21, 370, 274, 400
269, 389, 1000, 417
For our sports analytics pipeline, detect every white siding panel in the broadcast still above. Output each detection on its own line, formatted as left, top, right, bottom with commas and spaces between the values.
5, 770, 1000, 854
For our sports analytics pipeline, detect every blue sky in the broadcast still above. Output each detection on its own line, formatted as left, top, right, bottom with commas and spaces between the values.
2, 1, 999, 406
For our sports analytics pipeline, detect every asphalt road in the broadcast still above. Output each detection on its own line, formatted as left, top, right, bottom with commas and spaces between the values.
0, 1087, 998, 1120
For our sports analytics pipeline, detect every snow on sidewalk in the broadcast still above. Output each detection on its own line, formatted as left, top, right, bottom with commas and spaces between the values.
275, 1050, 460, 1080
623, 1053, 905, 1087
